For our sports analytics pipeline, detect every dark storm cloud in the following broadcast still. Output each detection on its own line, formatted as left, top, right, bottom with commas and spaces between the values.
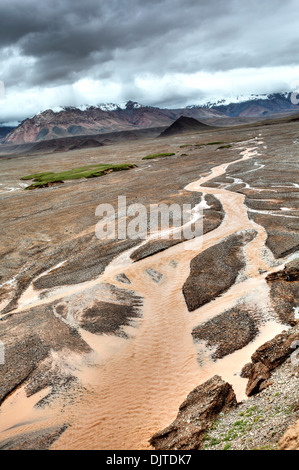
1, 0, 299, 120
1, 0, 298, 89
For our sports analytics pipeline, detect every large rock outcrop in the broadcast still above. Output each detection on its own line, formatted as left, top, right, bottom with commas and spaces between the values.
243, 323, 299, 396
267, 259, 299, 283
150, 376, 237, 450
266, 260, 299, 325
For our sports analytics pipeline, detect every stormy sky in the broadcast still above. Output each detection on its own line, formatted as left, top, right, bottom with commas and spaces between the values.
1, 0, 299, 122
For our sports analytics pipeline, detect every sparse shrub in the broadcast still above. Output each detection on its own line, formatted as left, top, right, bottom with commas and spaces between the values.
22, 163, 137, 189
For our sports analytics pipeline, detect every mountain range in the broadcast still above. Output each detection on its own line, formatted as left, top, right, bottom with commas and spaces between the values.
1, 93, 299, 145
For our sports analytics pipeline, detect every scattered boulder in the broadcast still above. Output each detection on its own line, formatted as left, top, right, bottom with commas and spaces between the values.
259, 379, 274, 392
240, 362, 253, 378
146, 268, 163, 283
268, 281, 299, 325
266, 260, 299, 325
251, 324, 299, 371
26, 181, 64, 190
115, 273, 131, 285
245, 323, 299, 396
246, 362, 271, 396
150, 376, 237, 450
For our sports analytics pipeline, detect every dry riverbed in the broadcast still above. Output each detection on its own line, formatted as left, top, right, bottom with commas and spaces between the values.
0, 120, 298, 450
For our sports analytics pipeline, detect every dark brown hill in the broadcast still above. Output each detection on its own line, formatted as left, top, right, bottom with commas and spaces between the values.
159, 116, 214, 137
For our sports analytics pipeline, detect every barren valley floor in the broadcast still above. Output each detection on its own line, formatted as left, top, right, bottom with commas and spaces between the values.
0, 121, 298, 450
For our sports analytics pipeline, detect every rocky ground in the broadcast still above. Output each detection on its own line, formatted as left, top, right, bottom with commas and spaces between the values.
151, 312, 299, 451
202, 356, 299, 451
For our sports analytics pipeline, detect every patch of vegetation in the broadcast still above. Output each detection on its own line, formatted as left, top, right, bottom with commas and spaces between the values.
242, 406, 259, 418
221, 419, 250, 444
142, 152, 175, 160
202, 434, 222, 448
202, 383, 299, 451
217, 144, 232, 149
252, 445, 278, 451
206, 141, 226, 145
223, 443, 231, 450
21, 163, 137, 190
195, 141, 226, 147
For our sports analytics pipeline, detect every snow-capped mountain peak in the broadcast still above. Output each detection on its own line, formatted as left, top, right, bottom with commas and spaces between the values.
201, 92, 291, 109
98, 101, 143, 111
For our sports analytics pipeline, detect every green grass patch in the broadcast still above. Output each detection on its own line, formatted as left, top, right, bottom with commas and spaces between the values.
223, 443, 231, 450
206, 141, 226, 145
22, 163, 137, 190
195, 141, 226, 147
142, 152, 175, 160
252, 445, 278, 451
21, 172, 56, 180
243, 406, 258, 418
217, 144, 232, 149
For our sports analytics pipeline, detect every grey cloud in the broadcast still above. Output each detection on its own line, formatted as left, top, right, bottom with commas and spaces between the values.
1, 0, 297, 86
0, 0, 299, 119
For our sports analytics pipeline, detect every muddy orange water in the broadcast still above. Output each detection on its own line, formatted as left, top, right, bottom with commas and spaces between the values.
0, 140, 290, 449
